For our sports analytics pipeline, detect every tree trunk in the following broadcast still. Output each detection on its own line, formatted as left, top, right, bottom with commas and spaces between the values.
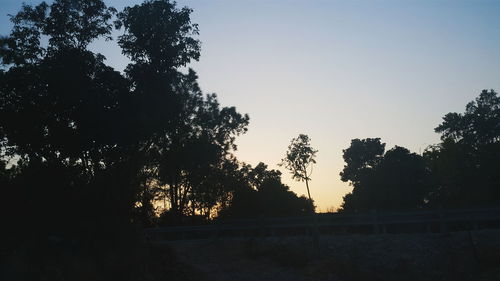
305, 177, 312, 201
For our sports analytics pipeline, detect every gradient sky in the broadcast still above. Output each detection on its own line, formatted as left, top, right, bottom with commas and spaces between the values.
1, 0, 500, 211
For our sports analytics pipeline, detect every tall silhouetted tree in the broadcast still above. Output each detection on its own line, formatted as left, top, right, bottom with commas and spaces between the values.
0, 0, 250, 242
425, 89, 500, 207
0, 0, 138, 247
112, 0, 249, 222
279, 134, 318, 201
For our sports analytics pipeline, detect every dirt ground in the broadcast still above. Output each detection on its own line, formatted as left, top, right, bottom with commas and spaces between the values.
168, 230, 500, 281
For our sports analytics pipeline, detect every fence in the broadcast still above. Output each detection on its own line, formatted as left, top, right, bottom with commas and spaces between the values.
144, 206, 500, 242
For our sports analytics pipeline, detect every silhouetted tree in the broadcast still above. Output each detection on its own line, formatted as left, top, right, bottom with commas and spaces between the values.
0, 0, 250, 243
219, 162, 315, 218
425, 89, 500, 207
0, 0, 137, 245
339, 138, 385, 186
0, 0, 125, 168
339, 139, 432, 212
114, 0, 202, 142
112, 0, 249, 222
340, 90, 500, 211
435, 89, 500, 147
279, 134, 318, 201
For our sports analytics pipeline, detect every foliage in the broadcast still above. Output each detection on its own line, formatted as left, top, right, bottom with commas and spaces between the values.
425, 89, 500, 207
0, 0, 251, 245
220, 162, 315, 218
2, 1, 499, 253
339, 140, 432, 212
0, 0, 136, 245
339, 138, 385, 185
435, 89, 500, 147
279, 134, 318, 200
149, 71, 249, 219
116, 0, 200, 71
280, 134, 318, 182
339, 90, 500, 211
0, 0, 116, 65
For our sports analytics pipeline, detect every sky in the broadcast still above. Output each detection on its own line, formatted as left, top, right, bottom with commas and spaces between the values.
1, 0, 500, 211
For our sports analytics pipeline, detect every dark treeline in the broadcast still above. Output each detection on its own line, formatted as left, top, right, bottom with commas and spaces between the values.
1, 0, 499, 248
339, 89, 500, 212
0, 0, 313, 255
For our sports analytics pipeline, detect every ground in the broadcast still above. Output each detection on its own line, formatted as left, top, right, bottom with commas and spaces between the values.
167, 230, 500, 281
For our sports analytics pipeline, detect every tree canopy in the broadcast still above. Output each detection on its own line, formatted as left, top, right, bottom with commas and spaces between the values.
425, 89, 500, 207
280, 134, 318, 201
339, 89, 500, 212
435, 89, 500, 147
0, 0, 245, 239
339, 140, 432, 212
219, 162, 314, 219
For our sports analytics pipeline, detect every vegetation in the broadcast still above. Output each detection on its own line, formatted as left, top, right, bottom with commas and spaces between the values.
0, 0, 496, 232
1, 1, 499, 280
0, 0, 313, 279
0, 0, 313, 244
339, 139, 432, 212
339, 90, 500, 212
220, 162, 314, 219
279, 134, 318, 201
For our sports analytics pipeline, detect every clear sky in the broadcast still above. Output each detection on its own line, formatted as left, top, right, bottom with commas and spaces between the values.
1, 0, 499, 211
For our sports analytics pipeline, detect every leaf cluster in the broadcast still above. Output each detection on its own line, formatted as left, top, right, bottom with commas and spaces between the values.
279, 134, 318, 182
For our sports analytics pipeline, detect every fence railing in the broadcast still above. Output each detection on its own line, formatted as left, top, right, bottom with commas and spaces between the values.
144, 206, 500, 242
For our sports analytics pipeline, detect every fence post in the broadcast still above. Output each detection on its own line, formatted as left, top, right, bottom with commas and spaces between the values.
426, 223, 432, 233
313, 213, 320, 249
438, 206, 447, 233
372, 210, 380, 234
257, 216, 264, 239
472, 218, 479, 231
